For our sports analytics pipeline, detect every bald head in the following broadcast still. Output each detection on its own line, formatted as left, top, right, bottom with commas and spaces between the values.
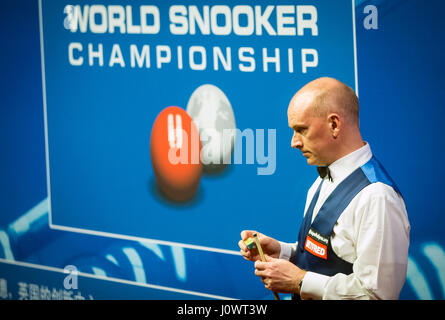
287, 77, 364, 166
290, 77, 359, 127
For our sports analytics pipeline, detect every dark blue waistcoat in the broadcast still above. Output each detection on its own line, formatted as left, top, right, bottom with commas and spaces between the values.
291, 156, 401, 298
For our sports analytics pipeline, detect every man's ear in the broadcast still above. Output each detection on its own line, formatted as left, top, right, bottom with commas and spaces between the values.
328, 113, 341, 139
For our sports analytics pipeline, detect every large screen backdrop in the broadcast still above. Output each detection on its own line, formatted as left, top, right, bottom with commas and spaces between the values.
1, 0, 444, 300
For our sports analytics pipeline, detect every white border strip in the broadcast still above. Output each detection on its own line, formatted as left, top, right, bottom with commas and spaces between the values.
0, 258, 236, 300
38, 0, 53, 226
39, 0, 359, 256
352, 0, 360, 96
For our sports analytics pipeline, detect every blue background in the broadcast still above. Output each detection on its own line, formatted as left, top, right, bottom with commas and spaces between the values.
42, 0, 356, 251
1, 0, 445, 300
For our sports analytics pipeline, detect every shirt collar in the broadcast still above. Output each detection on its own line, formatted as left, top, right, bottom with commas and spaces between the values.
327, 142, 373, 183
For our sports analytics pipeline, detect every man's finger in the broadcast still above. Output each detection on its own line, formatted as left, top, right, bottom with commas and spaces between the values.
240, 249, 251, 260
254, 260, 267, 270
263, 278, 271, 289
255, 269, 267, 278
241, 230, 255, 240
238, 239, 247, 251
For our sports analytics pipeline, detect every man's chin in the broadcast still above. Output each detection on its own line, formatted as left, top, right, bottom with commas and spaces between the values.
304, 155, 321, 166
305, 156, 316, 166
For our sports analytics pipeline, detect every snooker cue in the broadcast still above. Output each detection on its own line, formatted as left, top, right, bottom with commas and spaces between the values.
253, 233, 280, 300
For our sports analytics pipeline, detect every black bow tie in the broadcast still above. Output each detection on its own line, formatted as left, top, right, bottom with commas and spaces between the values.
317, 166, 333, 182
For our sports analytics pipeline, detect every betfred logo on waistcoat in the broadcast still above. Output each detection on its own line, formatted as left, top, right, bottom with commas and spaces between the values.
304, 228, 329, 260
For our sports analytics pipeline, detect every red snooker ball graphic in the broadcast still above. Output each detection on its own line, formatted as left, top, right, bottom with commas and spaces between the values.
150, 106, 202, 202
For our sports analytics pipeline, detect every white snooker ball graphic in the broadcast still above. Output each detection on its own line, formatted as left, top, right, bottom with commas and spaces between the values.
186, 84, 236, 173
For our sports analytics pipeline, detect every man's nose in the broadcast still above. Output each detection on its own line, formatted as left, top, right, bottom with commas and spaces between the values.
291, 133, 303, 149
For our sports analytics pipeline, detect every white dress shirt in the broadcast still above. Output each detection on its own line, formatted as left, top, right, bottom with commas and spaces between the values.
280, 142, 410, 300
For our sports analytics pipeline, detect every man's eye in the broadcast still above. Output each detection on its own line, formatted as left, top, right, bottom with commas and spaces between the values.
297, 128, 307, 135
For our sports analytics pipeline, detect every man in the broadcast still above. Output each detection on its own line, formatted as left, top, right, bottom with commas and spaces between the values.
239, 77, 410, 300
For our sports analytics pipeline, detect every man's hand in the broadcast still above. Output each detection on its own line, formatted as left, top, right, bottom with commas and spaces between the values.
238, 230, 281, 261
254, 255, 306, 294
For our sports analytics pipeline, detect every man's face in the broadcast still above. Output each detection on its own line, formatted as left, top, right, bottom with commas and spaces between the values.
287, 94, 332, 166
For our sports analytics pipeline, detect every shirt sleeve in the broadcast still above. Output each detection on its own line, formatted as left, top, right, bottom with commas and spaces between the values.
279, 241, 297, 261
300, 189, 410, 300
